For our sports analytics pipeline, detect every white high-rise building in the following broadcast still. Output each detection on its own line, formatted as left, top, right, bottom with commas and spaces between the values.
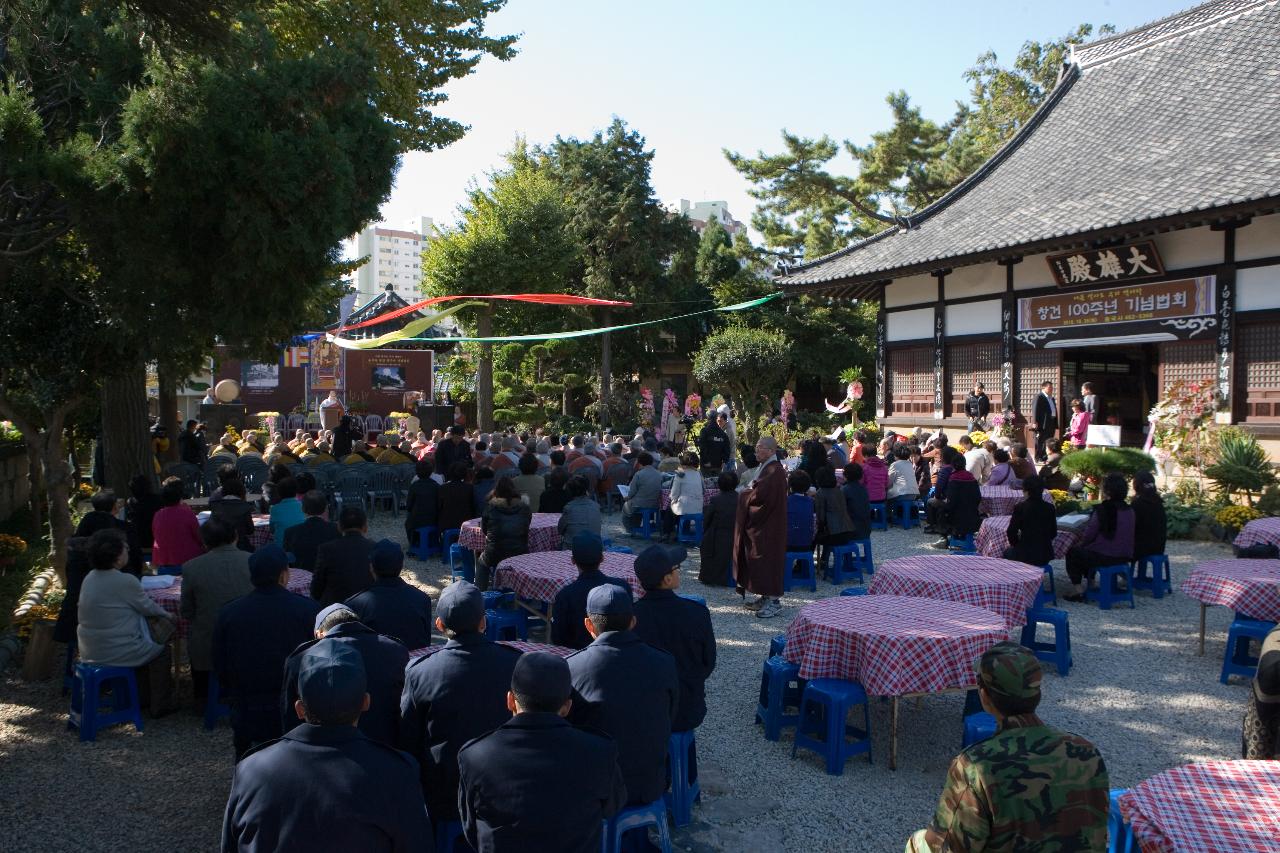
677, 200, 745, 237
353, 217, 435, 308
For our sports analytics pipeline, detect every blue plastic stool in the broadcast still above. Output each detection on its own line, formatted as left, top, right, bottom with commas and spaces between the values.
605, 799, 672, 853
68, 663, 145, 741
1088, 564, 1135, 611
1020, 607, 1072, 676
155, 565, 182, 576
791, 678, 873, 775
440, 528, 461, 563
675, 514, 703, 545
408, 525, 439, 560
1132, 554, 1172, 599
948, 533, 976, 554
485, 608, 528, 641
891, 498, 917, 529
204, 672, 232, 731
755, 656, 804, 741
823, 540, 870, 584
768, 634, 786, 658
1040, 564, 1058, 606
869, 502, 888, 531
962, 711, 998, 748
678, 593, 706, 606
448, 544, 475, 582
483, 590, 515, 609
840, 587, 867, 596
1109, 788, 1136, 853
629, 508, 659, 540
783, 550, 817, 592
665, 729, 700, 827
434, 819, 465, 853
604, 545, 633, 555
1220, 615, 1278, 684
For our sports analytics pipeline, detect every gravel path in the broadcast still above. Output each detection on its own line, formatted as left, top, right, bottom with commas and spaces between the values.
0, 509, 1247, 852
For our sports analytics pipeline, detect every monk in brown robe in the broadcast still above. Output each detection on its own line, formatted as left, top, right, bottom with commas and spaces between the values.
734, 435, 788, 618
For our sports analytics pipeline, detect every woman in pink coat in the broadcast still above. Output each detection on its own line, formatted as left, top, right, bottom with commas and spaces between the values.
1067, 398, 1091, 448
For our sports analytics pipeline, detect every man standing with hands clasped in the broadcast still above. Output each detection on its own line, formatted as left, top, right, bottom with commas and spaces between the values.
734, 435, 787, 619
1032, 380, 1058, 463
964, 382, 991, 433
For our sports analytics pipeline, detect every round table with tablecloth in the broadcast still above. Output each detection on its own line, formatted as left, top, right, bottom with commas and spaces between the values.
1234, 517, 1280, 552
783, 593, 1007, 769
493, 551, 642, 613
1180, 558, 1280, 654
868, 555, 1043, 630
1118, 760, 1280, 853
978, 486, 1054, 516
145, 568, 312, 638
408, 640, 575, 660
459, 513, 562, 553
975, 515, 1082, 560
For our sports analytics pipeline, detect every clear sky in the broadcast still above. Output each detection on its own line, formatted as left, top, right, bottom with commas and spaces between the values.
374, 0, 1192, 237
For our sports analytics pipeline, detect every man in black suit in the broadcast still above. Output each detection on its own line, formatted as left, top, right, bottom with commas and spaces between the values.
551, 532, 630, 650
1032, 380, 1059, 463
281, 603, 408, 747
457, 652, 626, 853
567, 585, 679, 811
212, 545, 321, 760
311, 506, 376, 606
632, 544, 716, 734
432, 425, 471, 474
964, 382, 991, 433
345, 539, 433, 649
400, 581, 522, 835
284, 490, 340, 572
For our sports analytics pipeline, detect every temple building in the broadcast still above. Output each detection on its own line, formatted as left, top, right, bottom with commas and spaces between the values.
777, 0, 1280, 454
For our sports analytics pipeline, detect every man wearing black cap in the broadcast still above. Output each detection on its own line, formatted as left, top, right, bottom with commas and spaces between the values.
632, 545, 716, 733
222, 639, 430, 852
567, 585, 679, 810
400, 581, 522, 835
214, 544, 321, 760
311, 506, 377, 606
281, 603, 408, 747
458, 652, 626, 853
344, 539, 433, 649
551, 531, 631, 650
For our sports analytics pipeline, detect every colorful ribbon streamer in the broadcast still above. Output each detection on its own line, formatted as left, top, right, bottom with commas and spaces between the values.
332, 293, 634, 333
324, 302, 484, 350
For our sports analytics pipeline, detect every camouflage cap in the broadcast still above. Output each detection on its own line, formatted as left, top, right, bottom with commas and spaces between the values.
975, 642, 1042, 701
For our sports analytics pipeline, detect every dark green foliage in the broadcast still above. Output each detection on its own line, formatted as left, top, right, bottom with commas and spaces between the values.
1058, 447, 1156, 482
1204, 431, 1277, 502
692, 325, 790, 440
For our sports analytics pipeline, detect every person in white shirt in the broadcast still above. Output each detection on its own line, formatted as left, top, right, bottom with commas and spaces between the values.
664, 451, 705, 539
959, 435, 992, 485
885, 444, 920, 500
717, 404, 737, 468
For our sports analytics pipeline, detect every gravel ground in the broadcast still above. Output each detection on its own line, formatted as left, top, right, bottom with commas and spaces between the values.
0, 510, 1247, 852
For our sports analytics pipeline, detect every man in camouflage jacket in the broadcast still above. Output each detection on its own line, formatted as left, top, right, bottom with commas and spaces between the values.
907, 642, 1109, 852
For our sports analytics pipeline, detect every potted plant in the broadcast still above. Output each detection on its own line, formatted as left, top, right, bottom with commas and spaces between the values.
1214, 505, 1263, 541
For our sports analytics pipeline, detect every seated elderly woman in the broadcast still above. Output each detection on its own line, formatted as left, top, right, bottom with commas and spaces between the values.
77, 528, 179, 715
210, 433, 239, 458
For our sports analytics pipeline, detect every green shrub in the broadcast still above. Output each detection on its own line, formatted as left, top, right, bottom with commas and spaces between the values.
1259, 485, 1280, 518
1058, 447, 1156, 482
1203, 430, 1277, 502
1163, 493, 1207, 539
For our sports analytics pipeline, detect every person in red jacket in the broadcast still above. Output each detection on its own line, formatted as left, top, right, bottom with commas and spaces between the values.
151, 476, 205, 573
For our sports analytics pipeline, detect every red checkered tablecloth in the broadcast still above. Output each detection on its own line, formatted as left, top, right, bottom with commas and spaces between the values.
979, 486, 1053, 516
659, 482, 718, 511
146, 568, 312, 638
494, 552, 642, 605
408, 640, 574, 660
1180, 559, 1280, 621
868, 556, 1043, 630
975, 515, 1082, 560
459, 513, 562, 553
1235, 517, 1280, 551
782, 594, 1007, 695
1118, 760, 1280, 853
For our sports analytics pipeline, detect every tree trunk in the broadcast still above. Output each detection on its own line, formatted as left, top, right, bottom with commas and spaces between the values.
562, 387, 571, 417
476, 306, 494, 432
40, 425, 73, 585
100, 363, 154, 496
24, 437, 44, 537
156, 360, 180, 465
599, 308, 612, 420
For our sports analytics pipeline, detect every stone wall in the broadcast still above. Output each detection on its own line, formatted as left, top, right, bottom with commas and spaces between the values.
0, 444, 31, 523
